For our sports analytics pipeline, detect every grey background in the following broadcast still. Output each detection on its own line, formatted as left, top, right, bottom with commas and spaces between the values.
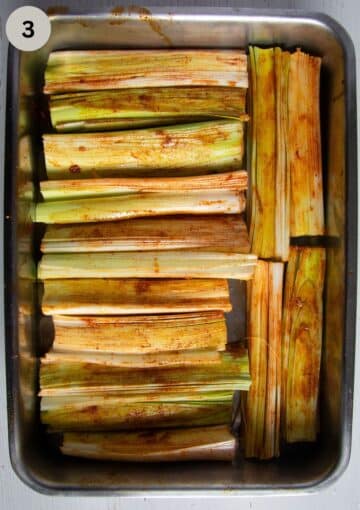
0, 0, 359, 508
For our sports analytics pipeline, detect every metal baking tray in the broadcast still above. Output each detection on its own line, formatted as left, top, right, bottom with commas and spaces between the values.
4, 6, 357, 495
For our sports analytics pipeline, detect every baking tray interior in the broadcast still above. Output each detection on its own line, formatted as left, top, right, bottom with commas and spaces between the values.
5, 8, 357, 494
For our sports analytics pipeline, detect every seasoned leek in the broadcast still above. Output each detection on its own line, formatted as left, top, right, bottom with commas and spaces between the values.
41, 215, 250, 253
41, 278, 232, 315
282, 247, 325, 443
248, 47, 290, 261
44, 50, 248, 94
265, 262, 283, 459
39, 345, 251, 396
245, 260, 283, 459
41, 398, 233, 431
249, 47, 323, 245
38, 251, 257, 280
39, 170, 248, 201
51, 115, 209, 132
43, 120, 245, 179
49, 87, 248, 132
42, 389, 234, 404
289, 50, 324, 236
274, 48, 290, 261
61, 425, 236, 462
35, 191, 246, 224
51, 312, 227, 353
44, 349, 222, 368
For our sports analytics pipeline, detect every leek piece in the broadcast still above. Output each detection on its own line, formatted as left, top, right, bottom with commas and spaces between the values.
41, 390, 233, 404
44, 50, 248, 94
264, 262, 283, 458
274, 48, 290, 261
41, 398, 233, 431
41, 215, 250, 253
249, 47, 276, 259
43, 120, 245, 179
282, 247, 325, 443
245, 260, 283, 459
44, 349, 222, 368
39, 170, 248, 201
248, 47, 290, 261
51, 312, 227, 353
39, 346, 251, 396
49, 87, 247, 131
35, 190, 246, 224
38, 251, 257, 280
61, 425, 236, 462
52, 115, 213, 132
41, 278, 232, 315
245, 261, 268, 458
288, 50, 324, 236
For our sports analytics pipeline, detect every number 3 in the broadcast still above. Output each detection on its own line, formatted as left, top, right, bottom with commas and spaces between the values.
22, 20, 34, 38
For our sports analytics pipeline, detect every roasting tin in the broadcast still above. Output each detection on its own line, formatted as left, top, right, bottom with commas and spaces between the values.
4, 6, 357, 495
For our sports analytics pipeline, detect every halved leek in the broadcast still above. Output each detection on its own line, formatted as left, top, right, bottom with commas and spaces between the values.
244, 260, 283, 459
289, 50, 324, 236
248, 47, 290, 261
44, 349, 222, 368
38, 251, 257, 280
39, 345, 251, 396
249, 47, 275, 259
282, 247, 325, 443
42, 389, 234, 404
265, 262, 283, 458
274, 48, 290, 261
245, 261, 268, 458
40, 215, 250, 253
44, 50, 248, 94
61, 425, 236, 462
49, 87, 248, 132
41, 278, 232, 315
41, 398, 233, 431
43, 120, 245, 179
51, 116, 212, 132
35, 191, 246, 224
39, 170, 248, 201
51, 312, 227, 353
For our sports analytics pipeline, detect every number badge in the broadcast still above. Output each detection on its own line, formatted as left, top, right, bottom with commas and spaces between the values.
6, 6, 51, 52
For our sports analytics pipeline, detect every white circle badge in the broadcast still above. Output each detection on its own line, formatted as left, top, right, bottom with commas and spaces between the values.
6, 6, 51, 52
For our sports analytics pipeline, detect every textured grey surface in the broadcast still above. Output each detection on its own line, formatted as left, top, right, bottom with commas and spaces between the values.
0, 0, 359, 507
